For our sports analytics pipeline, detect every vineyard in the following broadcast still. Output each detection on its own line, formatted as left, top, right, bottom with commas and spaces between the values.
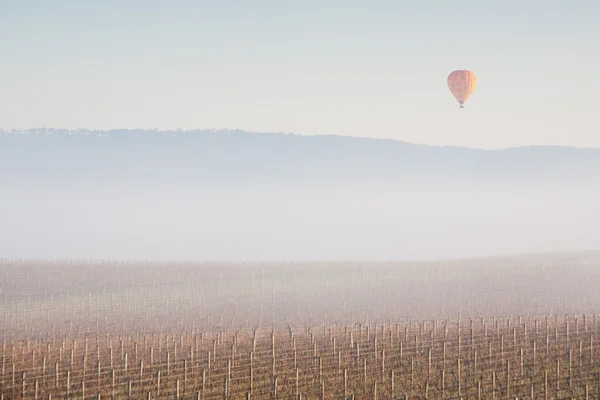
1, 254, 600, 399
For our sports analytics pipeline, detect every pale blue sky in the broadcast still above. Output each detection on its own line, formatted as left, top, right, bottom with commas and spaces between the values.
1, 0, 599, 149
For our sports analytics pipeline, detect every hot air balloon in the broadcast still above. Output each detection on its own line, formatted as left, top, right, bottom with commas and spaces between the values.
447, 70, 477, 108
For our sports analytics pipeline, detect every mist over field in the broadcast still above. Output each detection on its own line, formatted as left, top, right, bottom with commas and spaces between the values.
2, 129, 600, 399
1, 128, 599, 261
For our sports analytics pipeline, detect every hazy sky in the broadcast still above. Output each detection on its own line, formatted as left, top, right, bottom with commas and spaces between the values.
1, 0, 599, 149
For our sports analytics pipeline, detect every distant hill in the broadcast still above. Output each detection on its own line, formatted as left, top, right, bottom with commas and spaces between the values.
1, 128, 599, 189
2, 129, 600, 260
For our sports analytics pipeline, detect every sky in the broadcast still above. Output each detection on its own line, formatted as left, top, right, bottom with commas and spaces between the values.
1, 0, 599, 149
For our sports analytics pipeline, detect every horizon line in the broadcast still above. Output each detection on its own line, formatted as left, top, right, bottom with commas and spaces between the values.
2, 127, 599, 152
2, 249, 599, 265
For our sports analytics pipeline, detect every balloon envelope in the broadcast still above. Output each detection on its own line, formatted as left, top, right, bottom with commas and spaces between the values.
447, 70, 477, 108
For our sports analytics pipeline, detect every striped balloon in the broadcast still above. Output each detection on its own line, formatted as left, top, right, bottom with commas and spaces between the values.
447, 70, 477, 108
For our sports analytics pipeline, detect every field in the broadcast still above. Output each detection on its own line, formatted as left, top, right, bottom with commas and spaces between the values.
1, 254, 600, 399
